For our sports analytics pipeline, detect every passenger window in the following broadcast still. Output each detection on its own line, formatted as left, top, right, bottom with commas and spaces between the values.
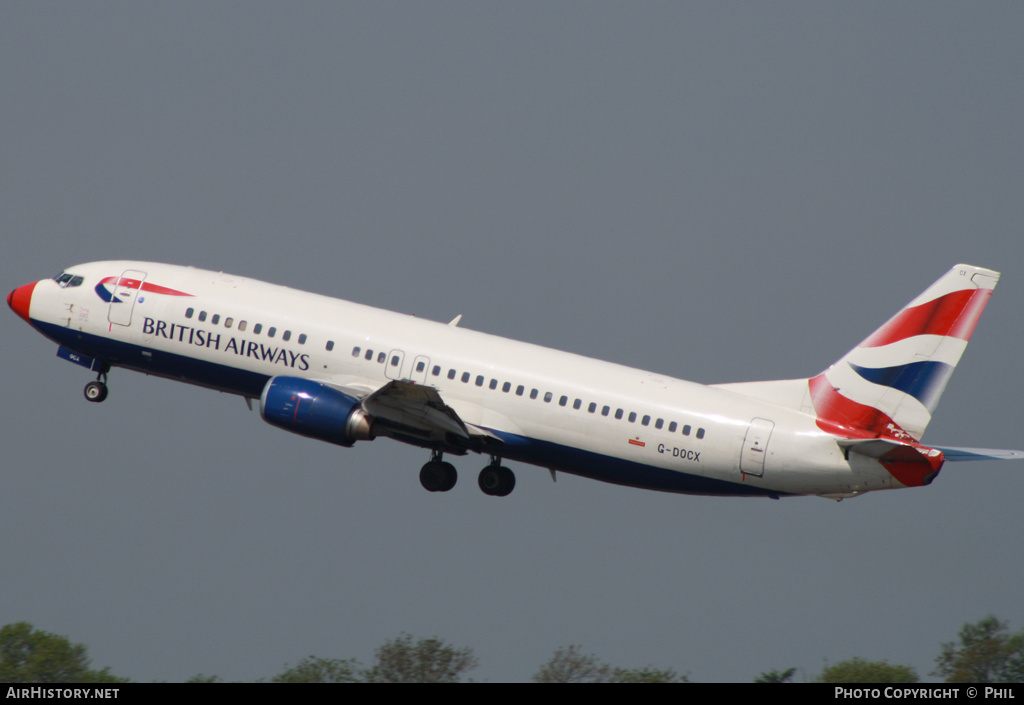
199, 311, 207, 322
696, 428, 706, 439
516, 385, 524, 396
254, 323, 263, 334
530, 389, 538, 399
489, 379, 498, 390
502, 382, 511, 393
433, 366, 441, 376
391, 355, 400, 367
212, 314, 220, 325
475, 375, 484, 387
641, 415, 650, 426
185, 308, 194, 319
558, 395, 568, 406
655, 418, 664, 429
682, 425, 691, 436
448, 369, 457, 380
462, 372, 470, 383
268, 327, 276, 338
225, 317, 233, 329
573, 399, 582, 410
628, 412, 637, 423
615, 409, 624, 420
602, 406, 610, 417
377, 352, 385, 363
283, 330, 291, 342
352, 346, 360, 356
238, 321, 247, 332
588, 402, 596, 413
326, 341, 334, 351
668, 422, 678, 433
416, 361, 426, 372
543, 392, 553, 403
298, 334, 307, 345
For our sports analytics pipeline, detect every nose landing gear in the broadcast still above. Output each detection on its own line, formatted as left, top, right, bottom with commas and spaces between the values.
83, 372, 109, 403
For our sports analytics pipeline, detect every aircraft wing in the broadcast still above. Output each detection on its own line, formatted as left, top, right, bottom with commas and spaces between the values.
333, 379, 502, 444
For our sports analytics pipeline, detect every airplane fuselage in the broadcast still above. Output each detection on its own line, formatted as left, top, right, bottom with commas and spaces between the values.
9, 260, 976, 500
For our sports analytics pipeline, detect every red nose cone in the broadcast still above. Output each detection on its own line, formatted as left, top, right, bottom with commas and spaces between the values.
7, 281, 37, 323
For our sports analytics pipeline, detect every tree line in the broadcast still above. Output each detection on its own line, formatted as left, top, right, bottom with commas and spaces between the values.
1, 616, 1022, 683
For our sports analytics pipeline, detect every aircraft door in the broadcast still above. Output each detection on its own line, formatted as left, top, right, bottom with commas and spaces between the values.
740, 418, 775, 477
107, 269, 147, 327
411, 355, 430, 384
385, 349, 406, 380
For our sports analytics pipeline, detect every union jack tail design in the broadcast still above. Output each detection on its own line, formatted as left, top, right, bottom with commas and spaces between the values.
809, 264, 999, 442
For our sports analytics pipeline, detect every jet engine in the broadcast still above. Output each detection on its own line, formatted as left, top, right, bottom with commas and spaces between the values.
260, 376, 375, 447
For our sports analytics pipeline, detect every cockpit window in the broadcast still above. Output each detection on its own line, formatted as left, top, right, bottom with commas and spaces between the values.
53, 272, 85, 288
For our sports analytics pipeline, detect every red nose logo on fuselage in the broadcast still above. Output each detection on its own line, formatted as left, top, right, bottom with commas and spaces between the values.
7, 281, 37, 323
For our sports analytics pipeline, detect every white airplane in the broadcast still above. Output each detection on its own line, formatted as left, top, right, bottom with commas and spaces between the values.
8, 261, 1022, 500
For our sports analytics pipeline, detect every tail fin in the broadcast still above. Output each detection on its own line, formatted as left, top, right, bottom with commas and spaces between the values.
809, 264, 999, 441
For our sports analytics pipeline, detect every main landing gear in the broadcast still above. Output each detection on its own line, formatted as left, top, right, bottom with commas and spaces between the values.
478, 458, 516, 497
83, 372, 109, 403
418, 452, 517, 497
419, 450, 458, 493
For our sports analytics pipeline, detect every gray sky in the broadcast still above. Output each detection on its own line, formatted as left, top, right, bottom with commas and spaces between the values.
3, 3, 1022, 682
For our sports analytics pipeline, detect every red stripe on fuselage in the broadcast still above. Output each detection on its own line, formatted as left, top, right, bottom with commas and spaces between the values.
878, 444, 944, 487
98, 276, 194, 297
808, 374, 909, 439
808, 375, 944, 485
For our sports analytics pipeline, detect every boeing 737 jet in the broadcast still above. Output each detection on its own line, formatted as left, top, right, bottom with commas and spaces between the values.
8, 262, 1022, 500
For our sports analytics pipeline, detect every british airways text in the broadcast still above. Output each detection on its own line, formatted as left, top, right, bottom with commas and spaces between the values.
142, 317, 310, 370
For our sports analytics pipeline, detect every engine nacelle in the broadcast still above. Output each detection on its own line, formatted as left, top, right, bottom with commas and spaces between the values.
259, 376, 375, 447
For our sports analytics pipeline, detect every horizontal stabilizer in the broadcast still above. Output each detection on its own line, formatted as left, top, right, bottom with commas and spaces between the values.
931, 446, 1024, 462
837, 436, 944, 487
836, 437, 911, 459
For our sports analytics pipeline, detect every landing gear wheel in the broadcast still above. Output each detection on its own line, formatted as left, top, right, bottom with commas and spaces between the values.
84, 380, 108, 403
478, 465, 515, 497
420, 460, 457, 492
